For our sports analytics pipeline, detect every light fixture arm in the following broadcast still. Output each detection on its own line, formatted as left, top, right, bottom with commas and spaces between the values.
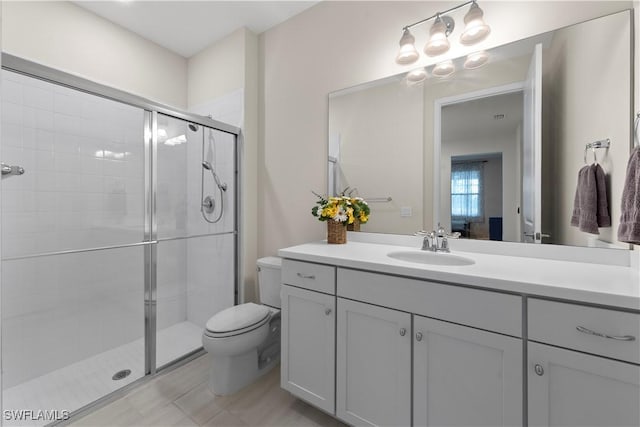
402, 0, 475, 31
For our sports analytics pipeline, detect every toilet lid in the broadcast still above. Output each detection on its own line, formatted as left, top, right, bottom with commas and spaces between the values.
206, 303, 270, 334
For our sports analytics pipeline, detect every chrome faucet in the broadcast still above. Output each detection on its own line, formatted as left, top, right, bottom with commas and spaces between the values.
418, 224, 451, 253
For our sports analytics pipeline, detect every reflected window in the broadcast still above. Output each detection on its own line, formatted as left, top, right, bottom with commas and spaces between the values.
451, 162, 484, 221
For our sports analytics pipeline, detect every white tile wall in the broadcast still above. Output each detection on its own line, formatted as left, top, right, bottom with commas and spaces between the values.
156, 114, 236, 239
1, 246, 144, 389
1, 71, 237, 406
1, 70, 145, 258
186, 234, 236, 328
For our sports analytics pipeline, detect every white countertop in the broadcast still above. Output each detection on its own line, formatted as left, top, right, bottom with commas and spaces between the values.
278, 241, 640, 311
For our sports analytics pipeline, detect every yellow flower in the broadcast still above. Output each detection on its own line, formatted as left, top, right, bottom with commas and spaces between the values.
346, 207, 355, 224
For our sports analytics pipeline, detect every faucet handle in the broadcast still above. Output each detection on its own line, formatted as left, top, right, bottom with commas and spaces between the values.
436, 222, 446, 236
440, 236, 450, 252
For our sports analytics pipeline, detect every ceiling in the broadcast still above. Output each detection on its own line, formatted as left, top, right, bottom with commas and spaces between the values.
442, 91, 524, 143
73, 1, 319, 58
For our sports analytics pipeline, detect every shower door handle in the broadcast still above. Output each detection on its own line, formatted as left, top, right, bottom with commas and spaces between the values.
1, 163, 25, 176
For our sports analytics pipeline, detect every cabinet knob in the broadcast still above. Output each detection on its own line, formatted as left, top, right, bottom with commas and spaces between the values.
415, 332, 423, 341
534, 364, 544, 376
399, 328, 406, 336
325, 308, 332, 316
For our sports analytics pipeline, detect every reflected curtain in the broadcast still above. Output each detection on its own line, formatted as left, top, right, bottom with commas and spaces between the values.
451, 162, 484, 222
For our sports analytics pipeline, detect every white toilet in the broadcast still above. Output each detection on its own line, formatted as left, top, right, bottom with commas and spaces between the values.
202, 256, 282, 395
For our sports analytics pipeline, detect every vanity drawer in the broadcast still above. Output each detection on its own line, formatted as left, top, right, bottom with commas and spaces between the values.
528, 299, 640, 364
337, 268, 521, 337
282, 259, 336, 295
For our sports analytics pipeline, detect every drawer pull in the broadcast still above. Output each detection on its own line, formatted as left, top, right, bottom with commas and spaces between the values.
325, 308, 332, 316
534, 364, 544, 376
399, 328, 406, 336
296, 273, 316, 280
415, 332, 423, 342
576, 326, 636, 342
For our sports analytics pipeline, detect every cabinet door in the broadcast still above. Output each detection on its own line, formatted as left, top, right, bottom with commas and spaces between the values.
528, 342, 640, 427
280, 284, 335, 414
413, 315, 522, 427
336, 298, 411, 426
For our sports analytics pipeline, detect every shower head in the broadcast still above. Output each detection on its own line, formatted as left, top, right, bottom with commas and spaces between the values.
188, 123, 199, 132
202, 161, 212, 170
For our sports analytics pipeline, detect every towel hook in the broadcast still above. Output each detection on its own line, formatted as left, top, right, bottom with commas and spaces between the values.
584, 138, 611, 164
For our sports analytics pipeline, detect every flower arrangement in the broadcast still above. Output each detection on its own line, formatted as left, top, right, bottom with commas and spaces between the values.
311, 192, 370, 226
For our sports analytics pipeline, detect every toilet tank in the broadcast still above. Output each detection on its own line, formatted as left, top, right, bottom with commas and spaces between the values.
257, 257, 282, 308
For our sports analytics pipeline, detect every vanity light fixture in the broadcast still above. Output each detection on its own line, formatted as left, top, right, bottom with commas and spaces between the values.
395, 29, 420, 65
432, 60, 455, 78
406, 67, 428, 83
460, 2, 491, 45
394, 0, 491, 65
464, 50, 489, 69
424, 15, 454, 57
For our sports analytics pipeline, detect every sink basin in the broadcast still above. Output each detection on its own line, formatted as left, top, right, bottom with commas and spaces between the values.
387, 250, 475, 266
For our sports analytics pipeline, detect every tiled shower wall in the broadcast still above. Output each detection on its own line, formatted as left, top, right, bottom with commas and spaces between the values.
1, 70, 237, 387
156, 114, 236, 338
0, 70, 145, 388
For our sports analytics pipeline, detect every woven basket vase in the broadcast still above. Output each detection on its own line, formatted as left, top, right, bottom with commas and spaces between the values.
347, 218, 360, 232
327, 220, 347, 244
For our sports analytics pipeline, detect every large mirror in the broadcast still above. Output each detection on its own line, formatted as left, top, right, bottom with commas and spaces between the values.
328, 10, 632, 248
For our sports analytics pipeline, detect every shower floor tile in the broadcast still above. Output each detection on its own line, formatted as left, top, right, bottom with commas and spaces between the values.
2, 321, 203, 427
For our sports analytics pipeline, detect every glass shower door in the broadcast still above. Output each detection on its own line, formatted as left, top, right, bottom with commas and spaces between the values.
154, 114, 236, 369
0, 70, 147, 425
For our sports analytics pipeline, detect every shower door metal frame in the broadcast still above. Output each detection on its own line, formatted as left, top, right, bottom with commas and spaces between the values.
1, 52, 242, 379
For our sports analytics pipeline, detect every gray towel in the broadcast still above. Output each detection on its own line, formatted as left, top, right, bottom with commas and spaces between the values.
618, 147, 640, 243
593, 163, 611, 227
571, 165, 599, 234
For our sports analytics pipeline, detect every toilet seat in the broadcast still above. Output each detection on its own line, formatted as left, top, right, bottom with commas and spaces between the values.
205, 303, 271, 338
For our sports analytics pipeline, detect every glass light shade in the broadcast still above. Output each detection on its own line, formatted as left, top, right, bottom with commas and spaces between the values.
406, 67, 427, 83
424, 17, 450, 57
395, 29, 420, 65
464, 51, 489, 69
460, 2, 491, 45
432, 60, 455, 78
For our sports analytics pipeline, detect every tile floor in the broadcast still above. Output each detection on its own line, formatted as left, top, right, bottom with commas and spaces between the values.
71, 354, 346, 427
3, 321, 203, 427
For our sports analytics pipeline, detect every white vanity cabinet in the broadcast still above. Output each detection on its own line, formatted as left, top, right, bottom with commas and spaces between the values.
413, 315, 523, 427
527, 299, 640, 427
280, 260, 336, 414
336, 268, 523, 427
336, 298, 411, 426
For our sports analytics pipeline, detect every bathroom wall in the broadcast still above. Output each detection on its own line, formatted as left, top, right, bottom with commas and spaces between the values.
258, 0, 633, 257
1, 1, 188, 109
3, 1, 260, 303
188, 27, 259, 303
543, 11, 631, 247
329, 79, 424, 234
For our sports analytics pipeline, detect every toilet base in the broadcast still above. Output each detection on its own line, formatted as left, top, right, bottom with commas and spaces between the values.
208, 349, 279, 396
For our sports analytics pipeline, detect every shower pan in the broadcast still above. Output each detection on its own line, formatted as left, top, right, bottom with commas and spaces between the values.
0, 56, 240, 426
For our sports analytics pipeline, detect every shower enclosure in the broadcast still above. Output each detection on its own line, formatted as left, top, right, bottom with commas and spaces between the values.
0, 55, 239, 425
